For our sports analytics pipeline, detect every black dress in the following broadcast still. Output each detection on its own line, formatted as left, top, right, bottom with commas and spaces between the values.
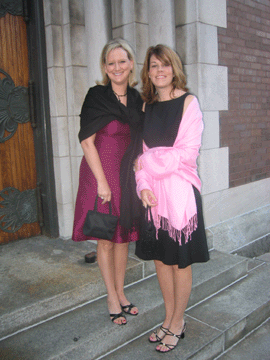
135, 94, 210, 269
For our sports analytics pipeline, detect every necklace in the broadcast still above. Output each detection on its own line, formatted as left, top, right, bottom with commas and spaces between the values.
113, 90, 127, 101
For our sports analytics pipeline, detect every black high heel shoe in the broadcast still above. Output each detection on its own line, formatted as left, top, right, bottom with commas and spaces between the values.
156, 322, 186, 353
121, 303, 138, 316
110, 312, 127, 325
149, 325, 169, 343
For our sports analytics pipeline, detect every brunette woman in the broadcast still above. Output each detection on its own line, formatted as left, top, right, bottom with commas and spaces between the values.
135, 44, 209, 352
73, 39, 143, 325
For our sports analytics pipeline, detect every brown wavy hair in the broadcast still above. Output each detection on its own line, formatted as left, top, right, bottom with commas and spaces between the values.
141, 44, 188, 103
98, 38, 137, 87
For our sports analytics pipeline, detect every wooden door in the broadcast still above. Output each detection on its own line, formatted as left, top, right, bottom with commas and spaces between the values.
0, 10, 41, 243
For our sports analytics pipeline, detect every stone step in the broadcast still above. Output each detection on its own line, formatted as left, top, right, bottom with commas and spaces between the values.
100, 263, 270, 360
0, 250, 249, 360
215, 318, 270, 360
0, 237, 151, 339
188, 249, 247, 308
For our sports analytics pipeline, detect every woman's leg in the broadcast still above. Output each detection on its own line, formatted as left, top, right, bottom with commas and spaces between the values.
156, 265, 192, 351
96, 239, 126, 324
149, 260, 175, 341
114, 242, 138, 315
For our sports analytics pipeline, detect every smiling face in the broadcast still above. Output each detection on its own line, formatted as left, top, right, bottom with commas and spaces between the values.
148, 54, 174, 92
104, 47, 133, 87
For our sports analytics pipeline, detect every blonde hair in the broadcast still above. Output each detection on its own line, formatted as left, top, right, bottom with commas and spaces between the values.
98, 38, 137, 87
141, 44, 188, 103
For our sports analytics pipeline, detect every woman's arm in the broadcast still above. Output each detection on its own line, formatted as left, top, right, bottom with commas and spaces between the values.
81, 135, 111, 204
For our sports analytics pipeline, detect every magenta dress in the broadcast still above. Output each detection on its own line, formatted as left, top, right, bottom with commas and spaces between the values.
72, 120, 138, 243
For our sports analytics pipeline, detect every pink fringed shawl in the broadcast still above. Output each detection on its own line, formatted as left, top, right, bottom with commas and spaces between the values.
135, 97, 203, 244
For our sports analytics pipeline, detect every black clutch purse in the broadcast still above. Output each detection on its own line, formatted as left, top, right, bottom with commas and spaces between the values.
83, 195, 118, 240
135, 206, 157, 260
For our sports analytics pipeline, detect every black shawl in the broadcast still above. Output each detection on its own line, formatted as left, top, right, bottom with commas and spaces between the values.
79, 83, 144, 230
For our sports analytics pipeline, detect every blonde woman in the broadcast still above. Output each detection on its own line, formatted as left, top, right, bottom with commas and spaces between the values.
135, 45, 209, 352
73, 39, 143, 325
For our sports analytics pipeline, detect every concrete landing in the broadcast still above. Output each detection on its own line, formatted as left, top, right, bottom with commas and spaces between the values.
0, 236, 150, 338
0, 236, 269, 360
0, 247, 254, 360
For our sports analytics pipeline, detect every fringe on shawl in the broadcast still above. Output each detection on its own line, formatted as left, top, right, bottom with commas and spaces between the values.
157, 213, 198, 245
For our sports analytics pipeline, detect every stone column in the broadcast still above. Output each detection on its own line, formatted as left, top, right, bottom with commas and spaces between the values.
44, 0, 89, 238
175, 0, 229, 203
148, 0, 175, 47
63, 0, 90, 232
85, 0, 112, 86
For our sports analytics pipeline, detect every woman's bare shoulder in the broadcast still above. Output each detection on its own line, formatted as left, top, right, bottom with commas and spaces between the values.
185, 93, 195, 104
174, 89, 194, 106
183, 94, 195, 114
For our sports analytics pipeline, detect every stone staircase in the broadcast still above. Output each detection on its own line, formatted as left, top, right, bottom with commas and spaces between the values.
0, 237, 269, 360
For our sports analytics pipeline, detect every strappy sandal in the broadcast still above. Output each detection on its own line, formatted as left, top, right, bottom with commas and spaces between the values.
149, 325, 169, 343
121, 303, 138, 316
156, 323, 186, 353
110, 312, 127, 325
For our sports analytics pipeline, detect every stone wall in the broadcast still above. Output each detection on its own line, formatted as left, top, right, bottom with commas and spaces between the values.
175, 0, 229, 198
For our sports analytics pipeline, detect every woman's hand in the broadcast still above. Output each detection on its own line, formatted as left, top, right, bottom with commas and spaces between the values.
98, 180, 111, 204
141, 189, 157, 208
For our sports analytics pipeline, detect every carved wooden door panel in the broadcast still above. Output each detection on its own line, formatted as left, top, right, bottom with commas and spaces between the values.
0, 7, 41, 243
